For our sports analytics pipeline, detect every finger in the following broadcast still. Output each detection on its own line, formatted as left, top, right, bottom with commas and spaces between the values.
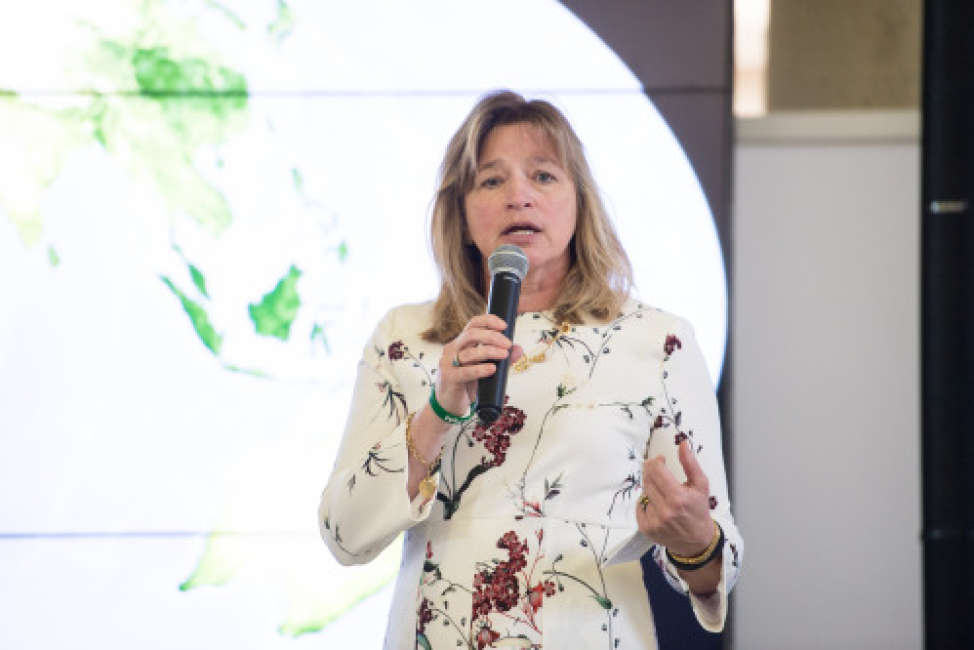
640, 480, 665, 516
465, 313, 509, 332
640, 464, 671, 523
636, 484, 664, 532
449, 362, 496, 383
635, 496, 657, 530
437, 364, 495, 401
642, 455, 681, 501
457, 327, 512, 351
439, 342, 464, 373
458, 344, 511, 365
678, 439, 709, 491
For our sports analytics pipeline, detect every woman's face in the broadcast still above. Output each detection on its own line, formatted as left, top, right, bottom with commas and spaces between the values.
464, 123, 577, 282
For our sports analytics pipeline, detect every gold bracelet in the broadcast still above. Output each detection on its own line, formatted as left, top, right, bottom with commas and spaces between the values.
666, 520, 724, 569
404, 412, 443, 500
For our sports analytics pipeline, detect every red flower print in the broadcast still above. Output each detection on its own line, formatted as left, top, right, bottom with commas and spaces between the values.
664, 334, 682, 356
709, 495, 718, 510
387, 341, 405, 360
469, 529, 555, 642
426, 540, 433, 559
471, 531, 529, 621
475, 623, 500, 649
528, 582, 544, 612
674, 432, 688, 445
500, 405, 526, 433
441, 402, 527, 520
526, 580, 556, 613
417, 597, 433, 634
471, 403, 526, 467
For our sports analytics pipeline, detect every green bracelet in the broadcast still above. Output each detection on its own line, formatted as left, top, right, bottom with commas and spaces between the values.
428, 386, 477, 424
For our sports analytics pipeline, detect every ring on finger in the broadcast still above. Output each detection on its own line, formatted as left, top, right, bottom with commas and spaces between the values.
638, 495, 650, 511
451, 351, 462, 367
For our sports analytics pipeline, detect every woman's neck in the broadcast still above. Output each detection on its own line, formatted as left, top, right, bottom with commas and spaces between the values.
483, 257, 569, 314
517, 277, 563, 313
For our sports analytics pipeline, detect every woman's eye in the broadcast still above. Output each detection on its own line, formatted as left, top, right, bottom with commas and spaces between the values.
536, 171, 555, 183
481, 176, 502, 188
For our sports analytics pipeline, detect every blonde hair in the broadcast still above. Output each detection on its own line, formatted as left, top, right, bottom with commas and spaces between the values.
422, 90, 632, 343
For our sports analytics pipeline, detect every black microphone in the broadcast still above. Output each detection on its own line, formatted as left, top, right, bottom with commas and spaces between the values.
477, 244, 529, 424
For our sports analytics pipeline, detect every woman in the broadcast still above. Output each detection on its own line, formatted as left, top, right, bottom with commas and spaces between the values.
319, 91, 742, 649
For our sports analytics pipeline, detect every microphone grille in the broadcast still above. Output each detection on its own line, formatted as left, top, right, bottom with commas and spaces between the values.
487, 244, 529, 280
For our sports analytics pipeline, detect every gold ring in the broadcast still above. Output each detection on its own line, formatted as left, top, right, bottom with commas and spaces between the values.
638, 495, 650, 511
451, 352, 462, 367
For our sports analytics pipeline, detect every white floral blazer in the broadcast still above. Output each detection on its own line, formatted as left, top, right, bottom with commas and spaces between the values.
319, 298, 742, 649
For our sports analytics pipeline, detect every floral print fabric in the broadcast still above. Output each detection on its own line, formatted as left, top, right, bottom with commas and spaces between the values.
319, 299, 742, 649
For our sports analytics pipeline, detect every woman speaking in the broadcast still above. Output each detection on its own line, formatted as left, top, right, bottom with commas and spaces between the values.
319, 90, 742, 649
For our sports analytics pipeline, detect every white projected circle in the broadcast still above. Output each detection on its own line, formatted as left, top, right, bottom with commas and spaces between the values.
0, 1, 726, 648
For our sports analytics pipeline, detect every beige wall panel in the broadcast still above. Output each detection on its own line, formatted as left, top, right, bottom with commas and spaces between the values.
768, 0, 920, 109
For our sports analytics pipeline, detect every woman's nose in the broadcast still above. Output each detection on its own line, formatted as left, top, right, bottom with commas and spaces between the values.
504, 176, 534, 210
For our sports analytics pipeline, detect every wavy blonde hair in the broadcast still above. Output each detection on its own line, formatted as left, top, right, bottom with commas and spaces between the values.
421, 90, 632, 343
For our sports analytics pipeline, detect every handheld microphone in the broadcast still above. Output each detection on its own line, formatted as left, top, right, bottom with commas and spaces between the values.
477, 244, 529, 424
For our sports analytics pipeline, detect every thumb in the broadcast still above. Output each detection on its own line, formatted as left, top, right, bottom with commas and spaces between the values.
510, 344, 525, 364
678, 438, 708, 491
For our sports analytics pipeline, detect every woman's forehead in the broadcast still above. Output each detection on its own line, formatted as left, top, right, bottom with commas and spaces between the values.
477, 122, 565, 165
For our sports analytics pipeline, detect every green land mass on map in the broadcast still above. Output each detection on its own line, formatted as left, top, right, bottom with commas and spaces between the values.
132, 46, 247, 111
179, 528, 402, 638
161, 276, 223, 355
267, 0, 296, 44
2, 3, 382, 636
188, 263, 209, 297
249, 265, 302, 341
0, 33, 250, 246
311, 323, 330, 353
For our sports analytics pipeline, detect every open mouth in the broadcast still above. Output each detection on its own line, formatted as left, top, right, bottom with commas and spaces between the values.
502, 222, 541, 235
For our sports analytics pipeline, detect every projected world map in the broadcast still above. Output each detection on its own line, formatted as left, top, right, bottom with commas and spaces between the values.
0, 1, 726, 647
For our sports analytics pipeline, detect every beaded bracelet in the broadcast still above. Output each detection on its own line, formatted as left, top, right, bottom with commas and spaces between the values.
666, 520, 725, 571
428, 386, 477, 424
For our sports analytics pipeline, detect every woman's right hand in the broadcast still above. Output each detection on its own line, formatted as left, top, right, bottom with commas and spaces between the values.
405, 315, 522, 501
434, 314, 523, 416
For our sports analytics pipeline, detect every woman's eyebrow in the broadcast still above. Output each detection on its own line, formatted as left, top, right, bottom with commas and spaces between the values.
475, 155, 561, 175
476, 159, 502, 172
533, 155, 560, 166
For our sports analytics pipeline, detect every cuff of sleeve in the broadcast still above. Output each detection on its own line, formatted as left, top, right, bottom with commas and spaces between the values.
322, 420, 439, 563
408, 471, 441, 521
660, 543, 730, 633
604, 530, 729, 632
603, 528, 654, 566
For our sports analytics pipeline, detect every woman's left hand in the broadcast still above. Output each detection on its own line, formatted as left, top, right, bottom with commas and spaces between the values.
637, 440, 714, 557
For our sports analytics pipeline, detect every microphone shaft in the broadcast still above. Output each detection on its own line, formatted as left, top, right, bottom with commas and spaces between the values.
476, 271, 521, 423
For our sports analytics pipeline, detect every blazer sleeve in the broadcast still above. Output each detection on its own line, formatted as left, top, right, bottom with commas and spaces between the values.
603, 315, 743, 633
317, 308, 439, 566
649, 316, 743, 632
